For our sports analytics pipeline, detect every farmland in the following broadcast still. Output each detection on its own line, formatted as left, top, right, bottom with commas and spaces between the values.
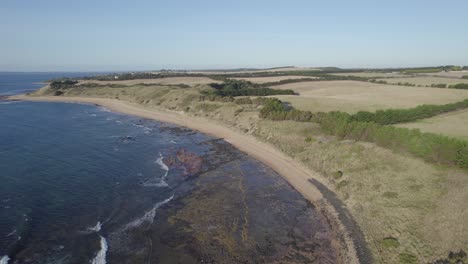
272, 80, 468, 113
376, 76, 468, 87
397, 109, 468, 140
331, 71, 409, 78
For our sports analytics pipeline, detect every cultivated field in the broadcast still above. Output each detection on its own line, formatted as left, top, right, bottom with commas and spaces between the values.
419, 70, 468, 78
78, 76, 219, 86
396, 109, 468, 140
273, 80, 468, 113
332, 72, 409, 78
377, 77, 468, 86
231, 76, 318, 84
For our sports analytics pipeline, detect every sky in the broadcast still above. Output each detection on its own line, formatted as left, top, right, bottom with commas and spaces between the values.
1, 0, 467, 71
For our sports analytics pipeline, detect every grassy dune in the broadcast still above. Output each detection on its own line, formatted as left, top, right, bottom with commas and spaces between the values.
30, 80, 468, 263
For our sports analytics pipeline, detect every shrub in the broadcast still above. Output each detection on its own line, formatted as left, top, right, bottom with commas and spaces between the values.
350, 99, 468, 125
50, 79, 78, 89
399, 253, 418, 264
450, 83, 468, 89
234, 97, 253, 105
381, 237, 400, 248
207, 79, 295, 97
431, 83, 447, 88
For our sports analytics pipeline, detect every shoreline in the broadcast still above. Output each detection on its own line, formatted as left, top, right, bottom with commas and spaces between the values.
11, 94, 371, 263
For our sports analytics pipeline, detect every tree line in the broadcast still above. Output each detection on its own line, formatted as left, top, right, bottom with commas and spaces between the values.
206, 80, 295, 97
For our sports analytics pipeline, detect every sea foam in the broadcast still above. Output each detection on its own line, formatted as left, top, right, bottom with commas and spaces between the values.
0, 255, 10, 264
88, 222, 102, 233
143, 153, 169, 187
91, 236, 107, 264
125, 194, 174, 229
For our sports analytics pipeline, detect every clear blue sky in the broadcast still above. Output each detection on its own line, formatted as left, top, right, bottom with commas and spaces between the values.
1, 0, 467, 71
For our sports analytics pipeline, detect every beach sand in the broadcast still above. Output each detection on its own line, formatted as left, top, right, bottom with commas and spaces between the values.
12, 95, 370, 264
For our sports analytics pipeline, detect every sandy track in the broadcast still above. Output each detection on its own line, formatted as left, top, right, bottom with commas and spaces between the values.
12, 95, 372, 264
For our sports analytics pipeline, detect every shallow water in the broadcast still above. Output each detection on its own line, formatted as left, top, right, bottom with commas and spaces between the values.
0, 73, 339, 263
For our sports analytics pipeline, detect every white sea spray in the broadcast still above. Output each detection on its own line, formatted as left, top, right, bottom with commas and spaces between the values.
90, 236, 107, 264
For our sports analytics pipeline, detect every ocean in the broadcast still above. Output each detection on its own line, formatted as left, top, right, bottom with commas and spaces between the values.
0, 73, 338, 263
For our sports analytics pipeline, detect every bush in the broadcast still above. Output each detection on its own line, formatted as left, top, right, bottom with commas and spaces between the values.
234, 97, 253, 104
50, 79, 78, 89
381, 237, 400, 248
207, 79, 295, 97
431, 83, 447, 88
350, 99, 468, 125
399, 253, 418, 264
450, 83, 468, 89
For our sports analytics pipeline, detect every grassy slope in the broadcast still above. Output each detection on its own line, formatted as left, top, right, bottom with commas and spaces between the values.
33, 83, 468, 263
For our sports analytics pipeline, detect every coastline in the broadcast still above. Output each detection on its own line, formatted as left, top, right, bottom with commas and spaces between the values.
11, 94, 371, 264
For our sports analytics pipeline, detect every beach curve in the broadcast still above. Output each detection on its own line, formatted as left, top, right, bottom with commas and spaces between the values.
11, 94, 373, 264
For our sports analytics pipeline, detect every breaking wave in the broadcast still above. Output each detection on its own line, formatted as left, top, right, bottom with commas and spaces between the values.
88, 222, 102, 232
125, 194, 174, 229
90, 236, 107, 264
0, 256, 10, 264
143, 153, 169, 187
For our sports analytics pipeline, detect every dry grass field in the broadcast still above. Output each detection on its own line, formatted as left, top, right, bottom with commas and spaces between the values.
273, 80, 468, 113
332, 72, 409, 78
78, 76, 219, 86
419, 70, 468, 78
231, 76, 318, 84
377, 77, 468, 86
396, 109, 468, 140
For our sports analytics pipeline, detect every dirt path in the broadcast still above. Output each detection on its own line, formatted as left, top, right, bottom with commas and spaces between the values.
12, 95, 373, 263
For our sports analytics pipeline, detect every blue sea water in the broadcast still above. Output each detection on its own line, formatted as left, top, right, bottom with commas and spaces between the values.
0, 73, 213, 263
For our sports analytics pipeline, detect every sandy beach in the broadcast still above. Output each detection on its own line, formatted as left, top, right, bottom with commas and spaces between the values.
11, 95, 371, 264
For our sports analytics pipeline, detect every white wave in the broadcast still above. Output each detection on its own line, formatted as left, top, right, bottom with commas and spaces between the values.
143, 153, 169, 187
0, 255, 10, 264
125, 194, 174, 229
99, 107, 111, 112
6, 229, 16, 237
133, 123, 153, 134
90, 236, 107, 264
170, 140, 177, 144
88, 222, 102, 232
